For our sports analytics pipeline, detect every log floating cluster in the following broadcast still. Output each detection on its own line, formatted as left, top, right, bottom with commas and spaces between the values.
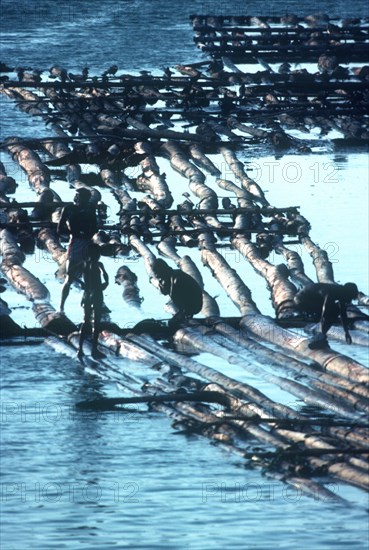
1, 13, 368, 500
191, 15, 369, 63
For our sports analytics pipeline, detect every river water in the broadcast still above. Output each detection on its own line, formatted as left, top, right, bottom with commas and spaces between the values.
1, 1, 369, 549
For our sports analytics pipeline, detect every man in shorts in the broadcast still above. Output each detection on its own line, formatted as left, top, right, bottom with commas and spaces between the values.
57, 188, 98, 312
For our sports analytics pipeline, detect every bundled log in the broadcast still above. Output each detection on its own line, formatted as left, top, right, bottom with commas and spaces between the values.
129, 333, 302, 420
129, 334, 367, 492
210, 385, 368, 492
212, 320, 369, 401
196, 227, 368, 383
75, 331, 346, 499
240, 314, 369, 385
175, 326, 362, 419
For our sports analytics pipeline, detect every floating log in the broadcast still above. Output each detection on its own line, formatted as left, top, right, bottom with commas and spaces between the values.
188, 143, 221, 177
212, 320, 369, 401
301, 235, 335, 283
219, 146, 269, 206
175, 326, 362, 419
231, 236, 300, 318
0, 229, 48, 301
240, 314, 369, 385
76, 390, 231, 410
129, 333, 302, 420
161, 141, 218, 210
32, 303, 77, 336
36, 228, 66, 263
208, 384, 368, 492
2, 53, 368, 498
136, 146, 173, 208
5, 139, 50, 192
275, 243, 314, 288
115, 265, 142, 309
196, 227, 368, 384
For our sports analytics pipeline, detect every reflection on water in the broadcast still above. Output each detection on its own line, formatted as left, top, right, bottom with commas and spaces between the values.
1, 345, 368, 549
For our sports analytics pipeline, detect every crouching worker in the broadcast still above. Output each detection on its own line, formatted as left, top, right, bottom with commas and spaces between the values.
152, 259, 203, 329
294, 282, 358, 349
78, 243, 109, 360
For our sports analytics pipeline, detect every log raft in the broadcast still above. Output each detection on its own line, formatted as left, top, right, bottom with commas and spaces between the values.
1, 21, 368, 499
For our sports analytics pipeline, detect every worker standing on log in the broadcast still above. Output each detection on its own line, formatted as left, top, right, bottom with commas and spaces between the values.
152, 259, 203, 329
294, 282, 359, 349
78, 243, 109, 360
57, 188, 98, 312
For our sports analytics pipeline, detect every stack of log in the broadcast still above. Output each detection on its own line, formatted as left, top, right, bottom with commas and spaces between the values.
1, 53, 369, 147
0, 14, 368, 499
191, 15, 369, 63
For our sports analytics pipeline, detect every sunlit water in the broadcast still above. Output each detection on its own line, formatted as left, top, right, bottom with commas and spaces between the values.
1, 1, 369, 548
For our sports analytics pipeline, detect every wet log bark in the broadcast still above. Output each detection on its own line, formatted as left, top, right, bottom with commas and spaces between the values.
0, 229, 48, 301
219, 146, 269, 206
305, 323, 369, 347
5, 139, 50, 192
168, 214, 198, 248
300, 235, 335, 283
115, 265, 142, 309
210, 385, 368, 492
199, 234, 259, 316
212, 320, 369, 400
98, 330, 162, 365
277, 429, 369, 491
136, 146, 173, 208
160, 141, 218, 210
275, 243, 314, 288
188, 144, 221, 176
196, 228, 368, 384
175, 326, 361, 420
240, 314, 369, 385
0, 229, 76, 334
128, 333, 302, 420
231, 236, 300, 318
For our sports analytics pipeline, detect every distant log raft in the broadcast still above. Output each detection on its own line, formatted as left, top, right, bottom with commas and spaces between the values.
191, 15, 369, 63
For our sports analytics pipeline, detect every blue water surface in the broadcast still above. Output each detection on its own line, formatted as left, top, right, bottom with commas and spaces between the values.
1, 1, 369, 548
